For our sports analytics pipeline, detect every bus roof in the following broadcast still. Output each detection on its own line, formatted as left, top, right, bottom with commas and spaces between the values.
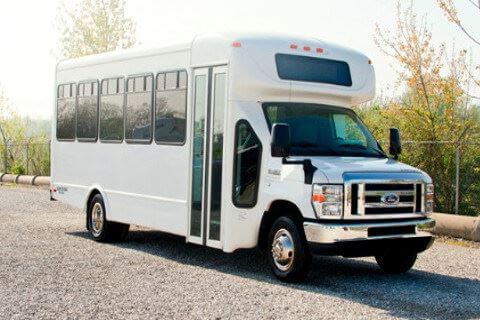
57, 33, 375, 105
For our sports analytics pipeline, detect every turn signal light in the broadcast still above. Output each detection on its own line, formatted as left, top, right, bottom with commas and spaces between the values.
312, 194, 326, 203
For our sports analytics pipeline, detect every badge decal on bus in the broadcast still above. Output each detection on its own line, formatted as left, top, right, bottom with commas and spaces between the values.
56, 185, 69, 195
381, 192, 400, 205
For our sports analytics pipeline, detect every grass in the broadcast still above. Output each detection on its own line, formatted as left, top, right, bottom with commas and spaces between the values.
436, 235, 480, 249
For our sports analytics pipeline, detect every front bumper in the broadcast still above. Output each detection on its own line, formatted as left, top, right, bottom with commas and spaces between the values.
304, 218, 435, 257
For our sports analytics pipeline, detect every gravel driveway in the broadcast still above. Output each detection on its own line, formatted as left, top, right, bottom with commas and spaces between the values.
0, 186, 479, 320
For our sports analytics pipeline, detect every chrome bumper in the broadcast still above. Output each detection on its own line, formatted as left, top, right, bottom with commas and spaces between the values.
304, 218, 435, 244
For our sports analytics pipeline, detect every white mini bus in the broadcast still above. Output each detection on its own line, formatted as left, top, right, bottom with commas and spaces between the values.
52, 33, 435, 281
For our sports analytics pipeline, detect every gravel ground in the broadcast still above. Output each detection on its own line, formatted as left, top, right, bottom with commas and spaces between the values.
0, 186, 479, 320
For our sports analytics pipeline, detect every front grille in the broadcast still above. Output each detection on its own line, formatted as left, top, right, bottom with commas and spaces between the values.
350, 182, 424, 215
365, 183, 414, 191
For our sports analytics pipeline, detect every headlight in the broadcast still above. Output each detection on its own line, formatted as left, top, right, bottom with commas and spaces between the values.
312, 184, 343, 218
425, 183, 434, 214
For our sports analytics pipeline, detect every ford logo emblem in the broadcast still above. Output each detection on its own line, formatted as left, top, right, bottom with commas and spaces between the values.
381, 193, 400, 205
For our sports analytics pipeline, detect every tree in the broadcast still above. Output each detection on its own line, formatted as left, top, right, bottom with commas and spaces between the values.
57, 0, 137, 59
0, 85, 28, 173
367, 2, 480, 215
437, 0, 480, 90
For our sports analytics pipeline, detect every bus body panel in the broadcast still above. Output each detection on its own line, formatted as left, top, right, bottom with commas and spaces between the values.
53, 49, 192, 237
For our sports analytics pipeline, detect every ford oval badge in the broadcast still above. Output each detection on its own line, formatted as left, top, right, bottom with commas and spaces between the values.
381, 193, 400, 205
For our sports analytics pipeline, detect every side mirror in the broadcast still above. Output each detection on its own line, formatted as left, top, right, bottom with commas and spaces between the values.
271, 123, 291, 157
389, 128, 402, 159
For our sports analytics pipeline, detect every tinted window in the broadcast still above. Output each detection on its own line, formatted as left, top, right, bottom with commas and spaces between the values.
156, 73, 165, 91
76, 81, 98, 140
178, 71, 187, 88
233, 121, 262, 207
275, 54, 352, 86
56, 83, 76, 140
263, 103, 385, 158
155, 71, 187, 143
125, 75, 153, 142
100, 78, 124, 141
165, 72, 178, 90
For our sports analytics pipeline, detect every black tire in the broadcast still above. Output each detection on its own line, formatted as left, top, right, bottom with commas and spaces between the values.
267, 216, 312, 282
87, 194, 130, 242
375, 251, 417, 274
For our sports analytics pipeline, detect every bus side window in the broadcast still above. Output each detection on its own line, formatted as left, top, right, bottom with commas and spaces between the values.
99, 77, 125, 142
232, 120, 262, 207
125, 75, 153, 142
76, 80, 99, 141
155, 70, 188, 144
56, 83, 77, 141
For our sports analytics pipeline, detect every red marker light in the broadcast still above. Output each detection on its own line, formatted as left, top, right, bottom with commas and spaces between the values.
290, 44, 298, 49
303, 46, 311, 51
232, 41, 242, 48
316, 48, 324, 54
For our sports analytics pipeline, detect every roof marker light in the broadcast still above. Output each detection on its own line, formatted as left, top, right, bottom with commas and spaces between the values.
368, 59, 372, 65
290, 44, 298, 49
303, 46, 311, 51
232, 41, 242, 48
316, 48, 324, 54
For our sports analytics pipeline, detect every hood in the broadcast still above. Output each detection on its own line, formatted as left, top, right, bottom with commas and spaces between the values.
308, 156, 431, 184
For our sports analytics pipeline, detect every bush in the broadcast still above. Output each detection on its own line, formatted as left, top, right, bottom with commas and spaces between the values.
11, 162, 26, 175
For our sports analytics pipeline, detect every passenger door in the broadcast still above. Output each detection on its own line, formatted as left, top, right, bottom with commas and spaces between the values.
188, 66, 227, 248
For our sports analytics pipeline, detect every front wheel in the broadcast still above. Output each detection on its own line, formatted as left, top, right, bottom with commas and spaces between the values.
267, 216, 312, 282
375, 251, 417, 274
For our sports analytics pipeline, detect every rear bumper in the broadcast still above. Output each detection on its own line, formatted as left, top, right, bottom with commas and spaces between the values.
304, 218, 435, 257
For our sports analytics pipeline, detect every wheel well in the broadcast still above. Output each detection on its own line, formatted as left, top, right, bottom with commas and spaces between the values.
258, 200, 304, 251
85, 189, 101, 230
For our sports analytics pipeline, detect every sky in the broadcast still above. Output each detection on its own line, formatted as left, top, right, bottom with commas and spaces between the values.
0, 0, 478, 120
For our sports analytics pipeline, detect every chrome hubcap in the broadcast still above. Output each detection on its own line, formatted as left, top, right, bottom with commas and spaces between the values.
271, 228, 295, 271
91, 203, 104, 237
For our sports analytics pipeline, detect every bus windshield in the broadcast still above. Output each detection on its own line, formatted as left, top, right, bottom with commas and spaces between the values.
263, 102, 386, 158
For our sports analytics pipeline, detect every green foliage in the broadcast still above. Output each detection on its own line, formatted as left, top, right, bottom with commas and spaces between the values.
0, 84, 50, 176
357, 98, 480, 216
57, 0, 136, 59
11, 162, 26, 175
363, 2, 480, 216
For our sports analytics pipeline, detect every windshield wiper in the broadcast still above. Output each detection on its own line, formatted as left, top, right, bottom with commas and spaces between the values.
290, 142, 342, 156
338, 143, 387, 158
338, 143, 367, 149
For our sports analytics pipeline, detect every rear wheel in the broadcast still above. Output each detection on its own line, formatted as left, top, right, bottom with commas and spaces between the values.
267, 216, 311, 282
88, 194, 129, 242
375, 251, 417, 274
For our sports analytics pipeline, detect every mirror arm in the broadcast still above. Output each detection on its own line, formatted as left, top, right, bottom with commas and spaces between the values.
282, 157, 318, 185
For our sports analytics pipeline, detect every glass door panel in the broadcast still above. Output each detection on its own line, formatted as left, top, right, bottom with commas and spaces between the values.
189, 70, 208, 243
207, 68, 227, 244
188, 66, 227, 248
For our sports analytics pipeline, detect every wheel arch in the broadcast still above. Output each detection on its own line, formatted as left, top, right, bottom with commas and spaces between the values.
83, 185, 110, 230
258, 199, 304, 251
